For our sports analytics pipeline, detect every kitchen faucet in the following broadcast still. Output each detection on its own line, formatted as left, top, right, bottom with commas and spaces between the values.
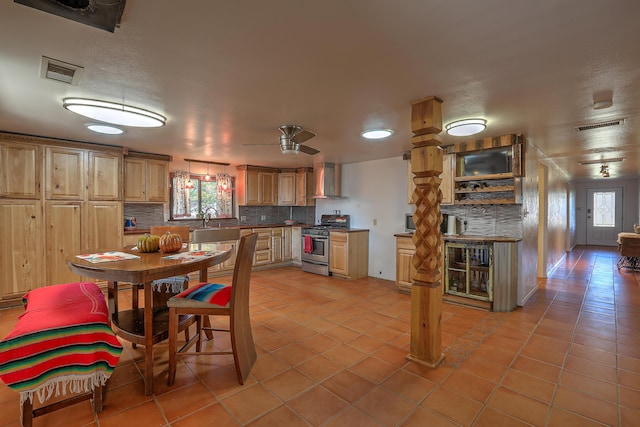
202, 206, 219, 227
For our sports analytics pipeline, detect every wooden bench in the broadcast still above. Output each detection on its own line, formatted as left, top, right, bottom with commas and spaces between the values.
0, 282, 122, 427
617, 232, 640, 270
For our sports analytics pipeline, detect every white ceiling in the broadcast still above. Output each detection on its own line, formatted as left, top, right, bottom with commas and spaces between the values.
1, 1, 639, 180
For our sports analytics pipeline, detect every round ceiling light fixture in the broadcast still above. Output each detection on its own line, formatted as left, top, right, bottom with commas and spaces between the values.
361, 129, 394, 139
445, 118, 486, 136
63, 98, 166, 127
86, 123, 124, 135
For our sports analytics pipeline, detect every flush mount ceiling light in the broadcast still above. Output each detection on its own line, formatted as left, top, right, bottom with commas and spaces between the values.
593, 99, 613, 110
63, 98, 166, 127
445, 119, 486, 136
361, 129, 394, 139
86, 123, 124, 135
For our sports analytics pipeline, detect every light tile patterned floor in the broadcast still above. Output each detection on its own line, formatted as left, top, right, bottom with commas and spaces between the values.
1, 245, 639, 426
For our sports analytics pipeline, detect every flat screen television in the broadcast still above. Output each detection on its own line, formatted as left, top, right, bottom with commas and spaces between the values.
461, 147, 512, 176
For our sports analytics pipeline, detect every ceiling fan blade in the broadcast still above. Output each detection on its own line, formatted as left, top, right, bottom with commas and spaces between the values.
291, 129, 316, 144
299, 144, 319, 155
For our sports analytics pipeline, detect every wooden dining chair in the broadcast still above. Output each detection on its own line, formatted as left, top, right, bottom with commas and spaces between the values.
167, 233, 258, 386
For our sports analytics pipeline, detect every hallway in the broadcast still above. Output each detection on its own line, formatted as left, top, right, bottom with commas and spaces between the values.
0, 246, 639, 426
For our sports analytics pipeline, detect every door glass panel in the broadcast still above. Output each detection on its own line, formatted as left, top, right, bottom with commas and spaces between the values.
593, 191, 615, 227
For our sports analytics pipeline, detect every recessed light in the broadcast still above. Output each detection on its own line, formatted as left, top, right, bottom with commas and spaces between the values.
63, 98, 166, 127
86, 124, 124, 134
445, 118, 486, 136
593, 99, 613, 110
361, 129, 394, 139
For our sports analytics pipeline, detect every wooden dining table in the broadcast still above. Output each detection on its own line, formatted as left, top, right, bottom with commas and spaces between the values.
66, 243, 232, 395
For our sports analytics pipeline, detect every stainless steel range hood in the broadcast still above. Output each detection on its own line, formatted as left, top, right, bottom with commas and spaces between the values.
312, 162, 342, 199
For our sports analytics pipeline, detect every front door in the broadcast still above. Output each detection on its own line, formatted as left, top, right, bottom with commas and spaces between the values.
586, 187, 623, 246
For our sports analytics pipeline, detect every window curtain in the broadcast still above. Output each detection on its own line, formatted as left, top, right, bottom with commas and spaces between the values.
172, 171, 190, 217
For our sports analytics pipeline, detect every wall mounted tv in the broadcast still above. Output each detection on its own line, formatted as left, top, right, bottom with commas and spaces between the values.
461, 147, 512, 176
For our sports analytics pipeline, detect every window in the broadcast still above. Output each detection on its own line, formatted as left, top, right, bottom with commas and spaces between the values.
593, 191, 615, 228
171, 172, 234, 219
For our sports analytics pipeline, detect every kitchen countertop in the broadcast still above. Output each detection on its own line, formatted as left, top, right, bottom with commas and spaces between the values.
126, 225, 370, 235
395, 232, 521, 242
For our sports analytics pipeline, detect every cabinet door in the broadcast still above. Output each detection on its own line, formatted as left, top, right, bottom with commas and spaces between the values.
396, 237, 415, 294
259, 172, 275, 205
253, 228, 272, 265
271, 228, 283, 262
441, 153, 454, 205
88, 151, 121, 201
278, 173, 296, 205
407, 161, 415, 205
0, 142, 40, 199
45, 146, 85, 200
329, 233, 348, 276
291, 226, 301, 264
0, 201, 43, 297
85, 201, 123, 250
296, 170, 316, 206
282, 227, 292, 260
45, 202, 83, 285
146, 160, 169, 202
124, 158, 146, 202
245, 170, 260, 205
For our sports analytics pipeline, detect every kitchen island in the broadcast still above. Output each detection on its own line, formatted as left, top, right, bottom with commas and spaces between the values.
395, 233, 521, 311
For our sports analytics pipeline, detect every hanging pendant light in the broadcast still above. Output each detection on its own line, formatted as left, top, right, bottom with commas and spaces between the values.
205, 164, 212, 181
185, 161, 195, 189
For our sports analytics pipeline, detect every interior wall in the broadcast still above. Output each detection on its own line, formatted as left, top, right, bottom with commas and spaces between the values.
517, 141, 540, 305
574, 178, 639, 245
316, 157, 408, 281
545, 163, 570, 272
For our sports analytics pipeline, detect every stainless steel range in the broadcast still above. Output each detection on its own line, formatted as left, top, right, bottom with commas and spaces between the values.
301, 214, 350, 276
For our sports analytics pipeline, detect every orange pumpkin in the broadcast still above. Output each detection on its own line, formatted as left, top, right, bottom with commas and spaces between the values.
159, 232, 182, 253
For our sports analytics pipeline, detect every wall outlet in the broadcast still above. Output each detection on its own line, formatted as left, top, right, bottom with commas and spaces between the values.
260, 215, 266, 221
373, 219, 377, 226
240, 215, 246, 222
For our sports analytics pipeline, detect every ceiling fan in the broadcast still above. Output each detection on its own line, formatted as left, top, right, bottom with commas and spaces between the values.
245, 125, 319, 155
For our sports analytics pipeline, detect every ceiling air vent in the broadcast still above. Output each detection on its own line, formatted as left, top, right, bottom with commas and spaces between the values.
575, 118, 625, 132
40, 56, 84, 85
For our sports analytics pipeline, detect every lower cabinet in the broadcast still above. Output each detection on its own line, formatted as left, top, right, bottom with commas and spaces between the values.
395, 235, 519, 311
0, 201, 44, 301
395, 235, 416, 294
329, 230, 369, 280
291, 226, 301, 265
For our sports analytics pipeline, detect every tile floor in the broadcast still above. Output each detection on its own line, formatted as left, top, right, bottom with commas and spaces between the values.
1, 246, 640, 426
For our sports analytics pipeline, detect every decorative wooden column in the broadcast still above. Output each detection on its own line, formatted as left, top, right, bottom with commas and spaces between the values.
407, 96, 445, 368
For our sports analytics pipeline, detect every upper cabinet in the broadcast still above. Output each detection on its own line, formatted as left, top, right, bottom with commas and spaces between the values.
278, 172, 296, 206
295, 167, 316, 206
407, 151, 453, 205
449, 134, 524, 205
236, 165, 280, 206
88, 151, 122, 201
0, 141, 40, 199
45, 146, 85, 200
124, 157, 169, 202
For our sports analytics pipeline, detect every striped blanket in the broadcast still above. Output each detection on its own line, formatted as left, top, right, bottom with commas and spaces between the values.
0, 282, 122, 406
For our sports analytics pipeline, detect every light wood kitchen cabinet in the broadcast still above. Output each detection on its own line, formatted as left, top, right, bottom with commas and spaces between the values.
329, 230, 369, 280
45, 146, 85, 200
296, 168, 316, 206
124, 157, 169, 202
88, 151, 122, 201
441, 153, 454, 205
0, 141, 40, 199
395, 235, 416, 294
291, 226, 301, 265
271, 227, 283, 262
278, 172, 296, 205
237, 166, 278, 206
85, 201, 123, 249
407, 161, 415, 204
282, 227, 292, 261
253, 228, 272, 265
0, 200, 44, 300
45, 202, 83, 285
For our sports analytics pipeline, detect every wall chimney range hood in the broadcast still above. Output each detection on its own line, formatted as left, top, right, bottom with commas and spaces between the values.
312, 162, 342, 199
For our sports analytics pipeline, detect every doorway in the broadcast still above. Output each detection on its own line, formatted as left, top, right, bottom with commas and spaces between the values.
586, 187, 623, 246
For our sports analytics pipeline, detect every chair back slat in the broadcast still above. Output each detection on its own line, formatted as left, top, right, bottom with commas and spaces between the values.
150, 226, 190, 243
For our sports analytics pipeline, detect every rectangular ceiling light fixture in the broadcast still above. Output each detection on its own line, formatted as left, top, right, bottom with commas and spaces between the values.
40, 56, 84, 85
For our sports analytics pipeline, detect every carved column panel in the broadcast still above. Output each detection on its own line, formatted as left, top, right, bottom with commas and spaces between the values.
407, 96, 445, 368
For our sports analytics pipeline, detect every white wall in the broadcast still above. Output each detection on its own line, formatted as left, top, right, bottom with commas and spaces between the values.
315, 157, 409, 281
